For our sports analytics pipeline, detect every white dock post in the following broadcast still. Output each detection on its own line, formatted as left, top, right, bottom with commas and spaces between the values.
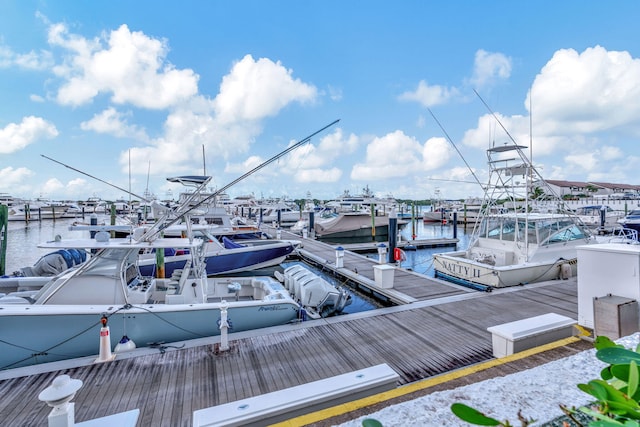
219, 301, 230, 351
377, 243, 387, 264
38, 375, 82, 427
95, 316, 116, 363
335, 246, 344, 268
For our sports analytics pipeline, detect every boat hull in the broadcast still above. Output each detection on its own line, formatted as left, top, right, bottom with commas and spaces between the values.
432, 251, 576, 289
0, 302, 299, 370
139, 244, 295, 277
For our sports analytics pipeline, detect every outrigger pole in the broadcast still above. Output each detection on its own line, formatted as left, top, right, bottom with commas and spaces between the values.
42, 119, 341, 240
41, 154, 151, 203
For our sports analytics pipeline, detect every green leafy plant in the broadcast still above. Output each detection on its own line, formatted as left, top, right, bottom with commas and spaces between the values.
452, 336, 640, 426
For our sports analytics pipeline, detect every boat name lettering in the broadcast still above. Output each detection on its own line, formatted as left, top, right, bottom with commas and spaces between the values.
440, 260, 481, 278
258, 305, 288, 312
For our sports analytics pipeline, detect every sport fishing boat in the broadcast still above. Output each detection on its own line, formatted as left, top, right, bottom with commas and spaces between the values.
0, 228, 302, 370
432, 143, 600, 291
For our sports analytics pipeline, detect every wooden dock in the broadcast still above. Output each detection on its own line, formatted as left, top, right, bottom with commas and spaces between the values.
0, 231, 583, 426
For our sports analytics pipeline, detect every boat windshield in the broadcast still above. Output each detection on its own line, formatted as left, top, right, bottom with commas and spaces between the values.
484, 218, 538, 244
538, 220, 588, 245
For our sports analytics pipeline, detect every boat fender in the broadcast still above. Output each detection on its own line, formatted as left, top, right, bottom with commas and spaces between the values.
114, 335, 136, 353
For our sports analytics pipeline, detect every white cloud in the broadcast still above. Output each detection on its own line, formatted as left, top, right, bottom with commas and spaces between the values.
30, 94, 45, 102
41, 178, 64, 195
351, 130, 452, 181
81, 107, 148, 140
528, 45, 640, 135
469, 49, 512, 88
398, 80, 458, 107
49, 23, 199, 109
0, 116, 58, 154
224, 155, 264, 174
0, 167, 35, 192
213, 54, 317, 123
285, 128, 358, 182
0, 44, 53, 70
121, 54, 319, 177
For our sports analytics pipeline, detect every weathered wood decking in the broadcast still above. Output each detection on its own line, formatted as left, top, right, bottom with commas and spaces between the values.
0, 233, 581, 426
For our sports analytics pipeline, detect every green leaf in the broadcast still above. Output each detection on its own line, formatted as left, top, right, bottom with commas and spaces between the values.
598, 348, 640, 365
611, 364, 632, 383
596, 335, 621, 350
630, 360, 639, 398
450, 403, 501, 426
602, 366, 614, 380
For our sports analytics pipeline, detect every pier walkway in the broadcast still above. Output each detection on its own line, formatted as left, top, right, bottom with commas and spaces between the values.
0, 232, 581, 426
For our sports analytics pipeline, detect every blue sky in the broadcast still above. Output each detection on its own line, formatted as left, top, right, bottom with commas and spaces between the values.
1, 1, 640, 203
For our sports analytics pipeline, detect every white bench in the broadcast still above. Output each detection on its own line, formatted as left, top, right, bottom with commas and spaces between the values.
487, 313, 577, 358
192, 363, 399, 427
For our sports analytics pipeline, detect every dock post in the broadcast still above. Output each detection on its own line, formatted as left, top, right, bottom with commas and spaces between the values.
95, 316, 116, 363
388, 209, 398, 264
219, 301, 230, 351
453, 211, 458, 239
309, 211, 315, 238
0, 205, 7, 276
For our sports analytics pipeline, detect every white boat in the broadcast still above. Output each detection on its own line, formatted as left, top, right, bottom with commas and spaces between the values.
0, 230, 302, 370
313, 212, 406, 241
276, 265, 351, 319
257, 202, 302, 225
574, 205, 626, 228
432, 143, 601, 291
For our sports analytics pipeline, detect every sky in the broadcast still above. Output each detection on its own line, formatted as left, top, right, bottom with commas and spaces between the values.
1, 1, 640, 203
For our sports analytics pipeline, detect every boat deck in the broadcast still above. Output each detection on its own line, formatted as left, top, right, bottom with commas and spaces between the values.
0, 231, 582, 426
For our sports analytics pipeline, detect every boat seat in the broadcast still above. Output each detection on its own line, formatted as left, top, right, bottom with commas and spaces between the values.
165, 261, 191, 304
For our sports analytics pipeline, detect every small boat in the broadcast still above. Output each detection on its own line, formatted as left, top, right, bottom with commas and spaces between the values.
276, 265, 351, 319
0, 230, 302, 370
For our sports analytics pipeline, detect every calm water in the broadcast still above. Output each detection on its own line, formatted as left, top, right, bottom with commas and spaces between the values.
1, 216, 472, 314
3, 216, 473, 274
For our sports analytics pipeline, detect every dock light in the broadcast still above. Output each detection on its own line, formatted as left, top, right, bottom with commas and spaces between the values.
38, 374, 83, 427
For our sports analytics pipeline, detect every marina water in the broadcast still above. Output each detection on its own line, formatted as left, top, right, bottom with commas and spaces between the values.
2, 216, 472, 314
